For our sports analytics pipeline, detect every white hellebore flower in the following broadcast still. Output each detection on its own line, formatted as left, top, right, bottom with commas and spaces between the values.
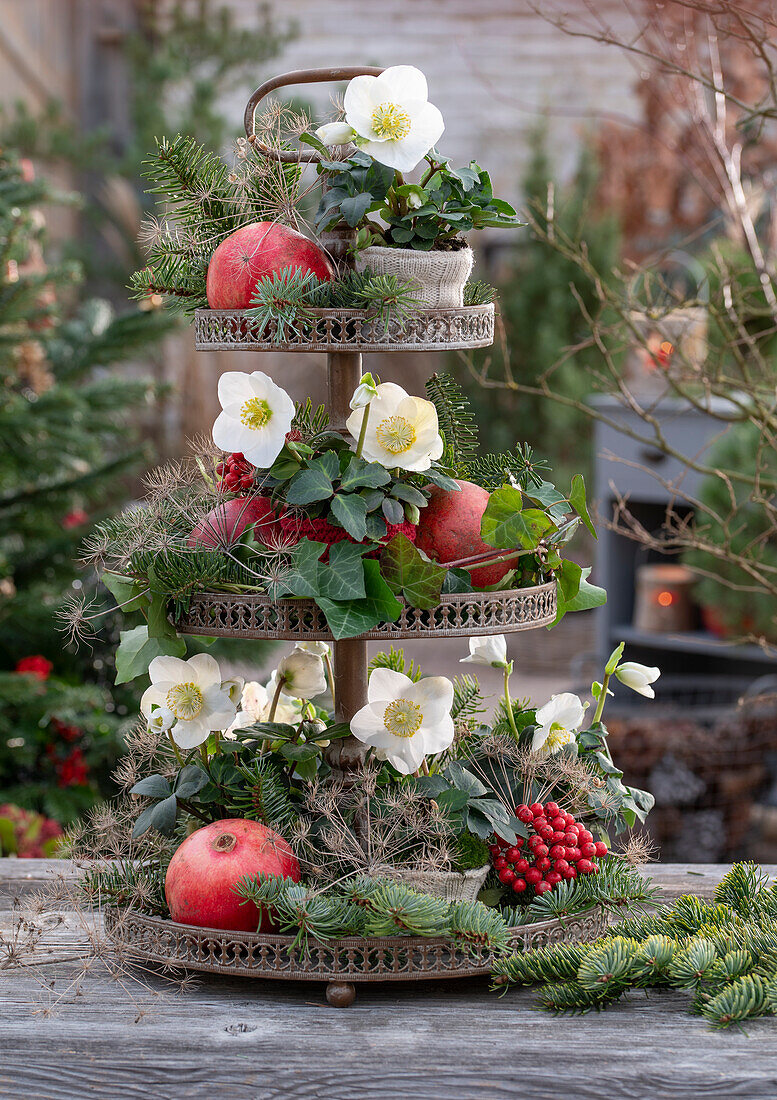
349, 372, 380, 411
344, 65, 444, 172
141, 654, 237, 751
460, 634, 508, 669
147, 706, 175, 734
346, 382, 443, 473
532, 693, 586, 756
221, 677, 244, 706
315, 121, 357, 147
294, 640, 331, 658
275, 650, 327, 700
212, 370, 294, 470
615, 661, 661, 699
350, 667, 454, 775
228, 679, 303, 734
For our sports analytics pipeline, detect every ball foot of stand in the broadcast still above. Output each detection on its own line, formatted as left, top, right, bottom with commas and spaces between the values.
326, 980, 356, 1007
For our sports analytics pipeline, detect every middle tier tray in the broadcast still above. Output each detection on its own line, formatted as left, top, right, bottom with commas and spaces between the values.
173, 581, 557, 641
194, 303, 495, 352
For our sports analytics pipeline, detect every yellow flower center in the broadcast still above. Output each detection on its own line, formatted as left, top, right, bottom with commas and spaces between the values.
166, 681, 204, 721
371, 102, 412, 141
545, 722, 575, 753
383, 698, 423, 739
240, 397, 273, 431
376, 415, 416, 455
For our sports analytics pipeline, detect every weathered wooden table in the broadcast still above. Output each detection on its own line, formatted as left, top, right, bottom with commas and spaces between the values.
2, 859, 776, 1099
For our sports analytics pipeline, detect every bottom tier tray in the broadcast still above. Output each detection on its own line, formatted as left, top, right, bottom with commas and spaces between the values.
104, 904, 607, 1007
172, 581, 557, 641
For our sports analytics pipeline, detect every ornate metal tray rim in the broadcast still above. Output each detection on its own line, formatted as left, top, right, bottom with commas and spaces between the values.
193, 303, 495, 353
172, 580, 558, 641
104, 904, 607, 984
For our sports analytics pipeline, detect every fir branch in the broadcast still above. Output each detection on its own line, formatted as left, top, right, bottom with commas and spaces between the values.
369, 646, 423, 683
292, 398, 329, 439
468, 443, 552, 492
463, 279, 498, 306
424, 372, 479, 474
451, 674, 485, 722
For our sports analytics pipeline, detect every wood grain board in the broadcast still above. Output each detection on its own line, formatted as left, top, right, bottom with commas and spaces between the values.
1, 860, 776, 1100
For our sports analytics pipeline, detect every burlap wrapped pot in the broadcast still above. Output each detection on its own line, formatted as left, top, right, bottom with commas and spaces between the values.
357, 245, 474, 309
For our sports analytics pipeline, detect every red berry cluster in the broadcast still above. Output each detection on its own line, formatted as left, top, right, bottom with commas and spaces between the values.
216, 453, 255, 494
490, 801, 609, 899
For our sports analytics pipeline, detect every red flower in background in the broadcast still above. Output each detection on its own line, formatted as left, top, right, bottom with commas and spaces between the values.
61, 509, 89, 530
15, 655, 53, 680
56, 748, 89, 788
50, 716, 82, 743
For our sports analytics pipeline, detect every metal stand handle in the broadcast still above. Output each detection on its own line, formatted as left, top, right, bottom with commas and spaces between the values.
243, 66, 383, 163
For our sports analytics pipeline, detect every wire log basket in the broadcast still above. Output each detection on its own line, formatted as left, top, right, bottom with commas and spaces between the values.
193, 304, 495, 352
104, 904, 607, 1007
171, 581, 557, 641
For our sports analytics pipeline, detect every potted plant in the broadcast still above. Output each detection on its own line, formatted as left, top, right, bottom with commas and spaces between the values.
307, 66, 523, 307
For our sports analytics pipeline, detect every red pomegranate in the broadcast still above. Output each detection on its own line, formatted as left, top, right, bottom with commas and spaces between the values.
165, 819, 300, 932
187, 496, 282, 549
415, 479, 517, 589
206, 222, 335, 310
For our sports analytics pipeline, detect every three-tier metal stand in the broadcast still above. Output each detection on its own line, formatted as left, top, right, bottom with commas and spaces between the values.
108, 69, 588, 1007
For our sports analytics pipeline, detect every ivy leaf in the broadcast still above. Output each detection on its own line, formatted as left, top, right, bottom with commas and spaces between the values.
318, 541, 367, 601
569, 474, 596, 539
552, 566, 607, 626
442, 567, 472, 593
130, 774, 171, 799
557, 559, 583, 606
340, 457, 391, 491
101, 572, 148, 613
286, 464, 335, 505
330, 493, 368, 541
317, 560, 401, 639
115, 625, 185, 685
286, 539, 327, 598
480, 486, 556, 550
174, 765, 210, 799
379, 534, 446, 610
524, 479, 570, 524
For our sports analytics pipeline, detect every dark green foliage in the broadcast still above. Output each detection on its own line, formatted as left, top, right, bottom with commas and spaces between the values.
493, 862, 777, 1029
0, 149, 168, 822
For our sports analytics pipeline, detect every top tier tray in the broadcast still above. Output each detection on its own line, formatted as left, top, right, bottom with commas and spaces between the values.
194, 304, 495, 353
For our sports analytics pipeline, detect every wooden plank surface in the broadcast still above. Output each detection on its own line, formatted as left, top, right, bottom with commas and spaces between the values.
1, 861, 776, 1100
